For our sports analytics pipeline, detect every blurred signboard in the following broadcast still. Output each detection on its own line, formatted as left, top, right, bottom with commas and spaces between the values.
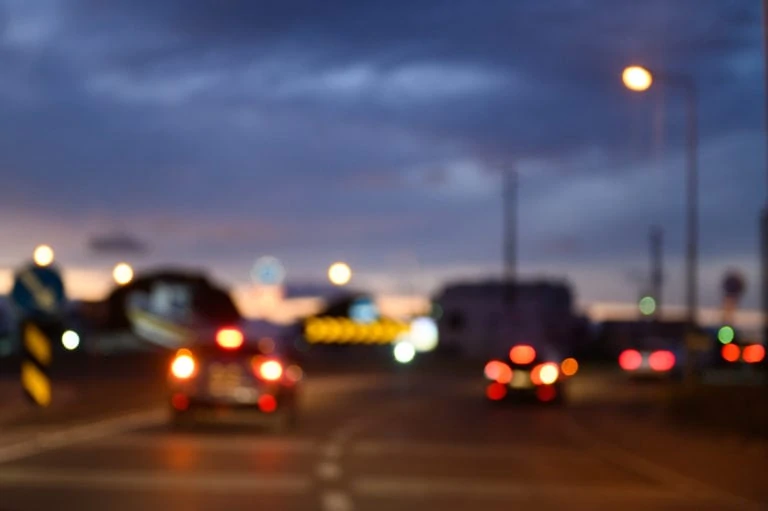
11, 265, 66, 317
304, 316, 409, 344
11, 264, 66, 407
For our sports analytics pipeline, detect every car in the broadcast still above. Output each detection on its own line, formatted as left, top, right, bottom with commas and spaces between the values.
167, 327, 303, 431
618, 337, 682, 380
483, 344, 577, 404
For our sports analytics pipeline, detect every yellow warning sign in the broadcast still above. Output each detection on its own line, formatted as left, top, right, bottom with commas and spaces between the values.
24, 323, 52, 366
21, 361, 51, 407
304, 317, 410, 344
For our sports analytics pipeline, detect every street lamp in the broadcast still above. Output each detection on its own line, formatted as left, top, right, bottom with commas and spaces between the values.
622, 66, 653, 92
621, 66, 699, 329
33, 245, 55, 267
328, 262, 352, 286
112, 262, 134, 286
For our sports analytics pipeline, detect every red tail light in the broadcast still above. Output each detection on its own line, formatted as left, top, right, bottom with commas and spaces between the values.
722, 343, 740, 362
486, 382, 507, 401
484, 360, 513, 384
742, 344, 765, 364
649, 350, 675, 372
509, 345, 536, 365
217, 328, 244, 350
619, 349, 642, 371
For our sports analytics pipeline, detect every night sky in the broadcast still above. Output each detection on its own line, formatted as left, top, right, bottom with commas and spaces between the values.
0, 0, 763, 307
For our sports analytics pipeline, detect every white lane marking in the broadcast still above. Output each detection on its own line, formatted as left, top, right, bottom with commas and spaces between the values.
316, 461, 342, 481
323, 443, 343, 459
565, 416, 765, 511
0, 467, 310, 494
321, 490, 353, 511
0, 408, 165, 465
351, 440, 592, 461
353, 477, 695, 502
94, 434, 317, 453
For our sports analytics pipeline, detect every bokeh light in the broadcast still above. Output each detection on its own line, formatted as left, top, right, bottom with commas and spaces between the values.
328, 262, 352, 286
509, 345, 536, 365
112, 262, 134, 286
561, 358, 578, 376
61, 330, 80, 351
486, 382, 507, 401
409, 317, 439, 352
721, 343, 740, 363
638, 296, 656, 316
622, 66, 653, 92
393, 340, 416, 364
33, 244, 54, 267
717, 326, 735, 344
742, 344, 765, 364
619, 349, 642, 371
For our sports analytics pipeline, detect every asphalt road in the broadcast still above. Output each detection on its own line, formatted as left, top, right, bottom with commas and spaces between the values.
0, 365, 765, 511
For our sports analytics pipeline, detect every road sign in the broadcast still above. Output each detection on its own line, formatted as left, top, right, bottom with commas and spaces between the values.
11, 264, 65, 317
20, 320, 53, 406
722, 270, 746, 299
251, 256, 286, 286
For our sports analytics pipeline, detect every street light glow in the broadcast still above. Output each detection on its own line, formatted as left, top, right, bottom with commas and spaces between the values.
112, 262, 134, 285
328, 262, 352, 286
622, 66, 653, 92
393, 340, 416, 364
61, 330, 80, 351
33, 245, 55, 267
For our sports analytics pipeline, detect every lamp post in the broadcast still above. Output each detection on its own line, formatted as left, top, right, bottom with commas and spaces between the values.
622, 66, 699, 329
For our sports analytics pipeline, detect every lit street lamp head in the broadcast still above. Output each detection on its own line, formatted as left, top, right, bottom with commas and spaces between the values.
113, 262, 134, 286
33, 244, 55, 267
622, 66, 653, 92
328, 262, 352, 286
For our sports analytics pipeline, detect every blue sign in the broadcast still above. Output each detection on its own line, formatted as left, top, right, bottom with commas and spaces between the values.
251, 256, 286, 286
11, 265, 66, 317
349, 297, 379, 324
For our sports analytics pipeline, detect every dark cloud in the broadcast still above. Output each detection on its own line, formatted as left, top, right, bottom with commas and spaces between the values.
0, 0, 763, 305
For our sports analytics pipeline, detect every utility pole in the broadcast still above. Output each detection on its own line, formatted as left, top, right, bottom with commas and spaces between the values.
650, 225, 663, 319
503, 168, 517, 305
761, 0, 768, 352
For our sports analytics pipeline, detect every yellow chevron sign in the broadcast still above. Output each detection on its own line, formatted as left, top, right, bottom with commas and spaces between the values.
304, 317, 410, 344
22, 361, 51, 407
21, 323, 53, 407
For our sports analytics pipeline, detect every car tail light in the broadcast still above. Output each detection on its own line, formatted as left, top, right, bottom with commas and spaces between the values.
619, 349, 642, 371
648, 350, 675, 372
484, 360, 512, 384
722, 343, 740, 362
170, 349, 197, 379
532, 362, 559, 385
258, 394, 277, 413
561, 357, 578, 376
486, 382, 507, 401
216, 328, 244, 350
742, 344, 765, 364
509, 345, 536, 365
258, 360, 283, 381
536, 385, 557, 402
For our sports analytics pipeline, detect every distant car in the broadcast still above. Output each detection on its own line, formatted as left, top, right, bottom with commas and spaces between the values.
618, 337, 682, 379
167, 327, 303, 431
483, 344, 577, 404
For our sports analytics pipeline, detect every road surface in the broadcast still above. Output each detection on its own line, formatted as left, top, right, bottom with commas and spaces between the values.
0, 364, 765, 511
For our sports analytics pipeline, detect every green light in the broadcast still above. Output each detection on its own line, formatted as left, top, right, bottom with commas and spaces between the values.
638, 296, 656, 316
718, 326, 735, 344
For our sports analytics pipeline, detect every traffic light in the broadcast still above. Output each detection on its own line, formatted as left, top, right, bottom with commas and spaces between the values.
717, 325, 735, 344
638, 296, 656, 316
